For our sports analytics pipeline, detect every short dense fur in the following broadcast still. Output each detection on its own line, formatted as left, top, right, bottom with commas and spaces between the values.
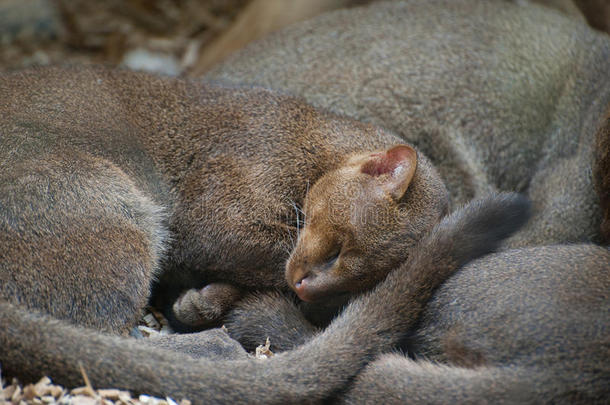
346, 243, 610, 404
204, 1, 610, 400
207, 0, 610, 247
0, 193, 529, 403
594, 105, 610, 243
2, 0, 608, 402
0, 66, 448, 331
225, 243, 610, 403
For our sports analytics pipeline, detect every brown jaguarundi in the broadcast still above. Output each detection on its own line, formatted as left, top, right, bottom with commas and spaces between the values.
203, 0, 610, 401
207, 0, 610, 247
0, 66, 451, 332
0, 79, 529, 397
189, 0, 610, 327
180, 0, 610, 328
1, 0, 609, 401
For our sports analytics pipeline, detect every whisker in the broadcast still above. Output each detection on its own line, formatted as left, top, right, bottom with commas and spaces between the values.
282, 196, 302, 251
304, 179, 310, 226
292, 200, 301, 240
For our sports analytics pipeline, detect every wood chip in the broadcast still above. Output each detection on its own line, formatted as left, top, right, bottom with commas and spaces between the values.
255, 337, 274, 359
3, 383, 17, 400
69, 395, 98, 405
142, 313, 160, 329
70, 387, 96, 398
137, 325, 160, 337
23, 385, 38, 400
11, 383, 22, 402
98, 389, 127, 400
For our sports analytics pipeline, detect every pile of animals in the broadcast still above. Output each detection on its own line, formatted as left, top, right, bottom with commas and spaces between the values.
1, 0, 608, 403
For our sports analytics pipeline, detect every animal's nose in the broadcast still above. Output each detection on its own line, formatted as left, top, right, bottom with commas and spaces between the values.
294, 273, 314, 302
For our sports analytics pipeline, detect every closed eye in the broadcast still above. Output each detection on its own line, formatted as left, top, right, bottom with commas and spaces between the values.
325, 249, 340, 268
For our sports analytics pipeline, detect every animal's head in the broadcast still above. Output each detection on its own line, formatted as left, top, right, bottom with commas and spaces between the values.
286, 144, 448, 302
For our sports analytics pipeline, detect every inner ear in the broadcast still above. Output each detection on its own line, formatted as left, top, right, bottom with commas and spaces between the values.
360, 145, 417, 200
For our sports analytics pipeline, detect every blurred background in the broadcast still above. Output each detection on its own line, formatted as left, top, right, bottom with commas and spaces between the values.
0, 0, 608, 77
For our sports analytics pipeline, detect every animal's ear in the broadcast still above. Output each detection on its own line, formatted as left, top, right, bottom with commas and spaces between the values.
360, 145, 417, 200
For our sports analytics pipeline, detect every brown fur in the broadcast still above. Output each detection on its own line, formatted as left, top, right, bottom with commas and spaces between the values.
0, 66, 448, 332
285, 145, 426, 302
521, 0, 586, 20
190, 0, 375, 74
341, 244, 610, 404
2, 0, 608, 401
171, 283, 242, 328
225, 244, 610, 403
207, 0, 610, 248
0, 191, 529, 403
202, 2, 610, 400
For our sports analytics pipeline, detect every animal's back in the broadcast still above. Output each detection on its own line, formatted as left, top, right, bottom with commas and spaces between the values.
208, 0, 609, 192
411, 245, 610, 383
0, 67, 181, 204
207, 0, 610, 246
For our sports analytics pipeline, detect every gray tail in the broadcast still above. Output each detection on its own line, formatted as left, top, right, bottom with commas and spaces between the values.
0, 193, 530, 404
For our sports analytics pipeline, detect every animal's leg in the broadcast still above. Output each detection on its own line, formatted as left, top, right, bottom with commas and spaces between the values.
171, 283, 242, 328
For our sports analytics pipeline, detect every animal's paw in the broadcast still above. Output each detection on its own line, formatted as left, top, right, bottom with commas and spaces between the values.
172, 283, 241, 327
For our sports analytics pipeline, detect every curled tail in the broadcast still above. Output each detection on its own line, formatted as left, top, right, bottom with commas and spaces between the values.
0, 193, 529, 404
341, 354, 547, 405
332, 192, 530, 349
225, 192, 531, 353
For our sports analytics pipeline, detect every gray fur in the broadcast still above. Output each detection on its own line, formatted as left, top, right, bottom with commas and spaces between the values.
0, 66, 447, 332
207, 0, 610, 247
225, 245, 610, 403
0, 194, 529, 403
